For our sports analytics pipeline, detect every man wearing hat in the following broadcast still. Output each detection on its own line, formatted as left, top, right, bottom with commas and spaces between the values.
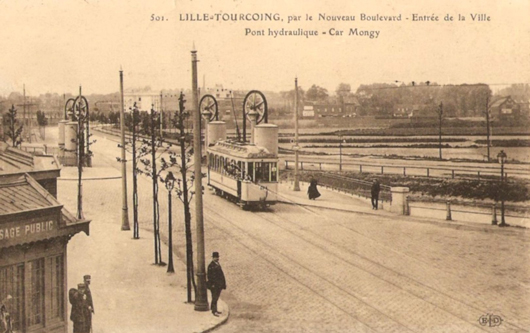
70, 283, 91, 333
83, 275, 94, 314
207, 251, 226, 316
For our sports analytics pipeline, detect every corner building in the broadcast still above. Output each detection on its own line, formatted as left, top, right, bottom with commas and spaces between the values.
0, 173, 90, 333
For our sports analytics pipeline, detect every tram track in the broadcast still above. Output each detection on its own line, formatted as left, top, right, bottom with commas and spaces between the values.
200, 195, 526, 332
253, 204, 527, 333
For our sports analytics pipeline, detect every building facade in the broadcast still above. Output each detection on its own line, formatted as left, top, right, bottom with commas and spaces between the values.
0, 147, 89, 333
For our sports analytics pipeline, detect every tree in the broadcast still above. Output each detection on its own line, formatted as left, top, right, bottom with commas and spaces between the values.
117, 103, 147, 240
335, 83, 352, 99
36, 110, 48, 140
138, 105, 178, 266
172, 92, 197, 302
5, 105, 23, 147
305, 85, 329, 102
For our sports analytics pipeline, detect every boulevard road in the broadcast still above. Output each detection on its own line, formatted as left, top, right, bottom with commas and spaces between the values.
89, 130, 530, 332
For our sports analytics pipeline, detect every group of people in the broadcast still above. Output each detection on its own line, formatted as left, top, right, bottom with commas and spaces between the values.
69, 275, 94, 333
306, 178, 382, 210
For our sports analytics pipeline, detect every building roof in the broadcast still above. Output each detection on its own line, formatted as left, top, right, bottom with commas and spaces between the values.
0, 142, 60, 174
490, 96, 514, 108
0, 173, 61, 215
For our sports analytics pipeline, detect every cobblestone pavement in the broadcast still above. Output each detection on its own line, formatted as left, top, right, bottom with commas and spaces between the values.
193, 198, 529, 333
89, 132, 530, 333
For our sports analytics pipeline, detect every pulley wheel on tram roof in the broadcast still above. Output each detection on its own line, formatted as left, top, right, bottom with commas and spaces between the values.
199, 94, 218, 121
244, 90, 268, 124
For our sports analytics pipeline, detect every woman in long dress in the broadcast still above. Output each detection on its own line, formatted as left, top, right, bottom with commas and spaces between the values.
307, 179, 321, 200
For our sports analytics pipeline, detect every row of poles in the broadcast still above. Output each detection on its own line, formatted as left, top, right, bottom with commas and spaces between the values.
118, 49, 209, 311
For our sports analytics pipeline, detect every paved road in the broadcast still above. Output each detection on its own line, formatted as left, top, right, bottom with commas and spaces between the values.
87, 130, 530, 332
195, 197, 529, 333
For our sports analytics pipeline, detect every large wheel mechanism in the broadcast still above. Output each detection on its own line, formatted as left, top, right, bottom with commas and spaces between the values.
73, 96, 89, 121
199, 94, 218, 121
243, 90, 268, 124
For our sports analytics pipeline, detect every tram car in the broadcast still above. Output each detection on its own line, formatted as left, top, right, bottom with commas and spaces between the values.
206, 121, 279, 209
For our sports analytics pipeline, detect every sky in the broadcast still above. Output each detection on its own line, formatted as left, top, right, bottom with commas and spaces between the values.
0, 0, 529, 97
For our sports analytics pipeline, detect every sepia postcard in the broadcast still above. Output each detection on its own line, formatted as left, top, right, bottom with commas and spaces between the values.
0, 0, 529, 332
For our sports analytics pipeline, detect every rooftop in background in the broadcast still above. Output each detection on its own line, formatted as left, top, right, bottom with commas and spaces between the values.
0, 142, 60, 174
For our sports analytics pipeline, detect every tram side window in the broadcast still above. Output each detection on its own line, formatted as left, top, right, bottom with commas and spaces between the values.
271, 162, 278, 182
215, 155, 220, 172
220, 157, 225, 174
248, 162, 254, 181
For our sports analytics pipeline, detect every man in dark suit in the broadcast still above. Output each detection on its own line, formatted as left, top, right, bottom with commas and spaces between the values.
207, 251, 226, 316
371, 179, 381, 210
83, 275, 94, 315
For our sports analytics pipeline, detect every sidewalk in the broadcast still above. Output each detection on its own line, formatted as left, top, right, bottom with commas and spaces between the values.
59, 169, 228, 333
276, 180, 529, 229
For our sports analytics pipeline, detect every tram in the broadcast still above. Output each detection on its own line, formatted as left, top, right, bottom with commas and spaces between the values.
202, 91, 279, 209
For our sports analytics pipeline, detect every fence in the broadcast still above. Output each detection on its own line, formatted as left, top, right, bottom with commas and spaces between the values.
283, 159, 529, 180
294, 171, 392, 204
406, 196, 530, 227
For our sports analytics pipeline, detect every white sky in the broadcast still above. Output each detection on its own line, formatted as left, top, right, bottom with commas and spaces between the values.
0, 0, 529, 96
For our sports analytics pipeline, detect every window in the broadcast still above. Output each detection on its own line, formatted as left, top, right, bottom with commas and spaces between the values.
220, 157, 225, 174
271, 163, 278, 182
0, 263, 25, 332
248, 162, 254, 181
28, 258, 45, 327
48, 255, 64, 320
254, 162, 271, 182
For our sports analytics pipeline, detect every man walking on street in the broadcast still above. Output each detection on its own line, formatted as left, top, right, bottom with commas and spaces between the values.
371, 179, 381, 210
207, 251, 226, 317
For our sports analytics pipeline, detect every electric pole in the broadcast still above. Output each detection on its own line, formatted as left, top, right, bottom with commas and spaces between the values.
192, 47, 209, 312
293, 77, 300, 191
120, 68, 131, 231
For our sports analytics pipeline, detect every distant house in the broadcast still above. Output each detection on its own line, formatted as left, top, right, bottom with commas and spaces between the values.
394, 104, 434, 119
308, 96, 360, 118
489, 96, 521, 119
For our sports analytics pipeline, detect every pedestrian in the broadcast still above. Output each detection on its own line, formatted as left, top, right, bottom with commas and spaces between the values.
307, 179, 321, 200
207, 251, 226, 317
69, 284, 91, 333
0, 304, 12, 333
83, 275, 94, 315
371, 179, 381, 210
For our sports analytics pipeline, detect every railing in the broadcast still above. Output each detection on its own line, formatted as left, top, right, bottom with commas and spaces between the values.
283, 159, 529, 180
406, 195, 530, 225
294, 171, 392, 203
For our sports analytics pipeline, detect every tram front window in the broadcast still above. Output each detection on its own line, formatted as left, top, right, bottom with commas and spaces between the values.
255, 162, 271, 182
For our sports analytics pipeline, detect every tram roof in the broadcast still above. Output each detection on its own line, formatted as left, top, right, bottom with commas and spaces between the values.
208, 140, 276, 159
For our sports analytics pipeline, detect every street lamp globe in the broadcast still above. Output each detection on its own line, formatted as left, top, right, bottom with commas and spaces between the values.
497, 150, 507, 164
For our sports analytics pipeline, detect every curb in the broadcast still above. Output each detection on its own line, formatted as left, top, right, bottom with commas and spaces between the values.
276, 199, 528, 232
58, 176, 122, 181
201, 301, 230, 333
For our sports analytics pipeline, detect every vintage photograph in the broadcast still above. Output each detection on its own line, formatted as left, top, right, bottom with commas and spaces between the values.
0, 0, 529, 332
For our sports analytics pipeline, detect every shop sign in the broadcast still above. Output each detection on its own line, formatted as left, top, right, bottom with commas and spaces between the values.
0, 220, 55, 242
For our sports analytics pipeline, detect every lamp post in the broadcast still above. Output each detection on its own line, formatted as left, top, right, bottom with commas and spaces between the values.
164, 171, 176, 273
497, 150, 507, 227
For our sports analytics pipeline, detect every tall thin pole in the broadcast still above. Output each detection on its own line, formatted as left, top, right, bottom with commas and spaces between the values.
485, 95, 491, 161
500, 160, 506, 226
192, 48, 209, 311
120, 69, 131, 231
339, 134, 342, 172
167, 188, 175, 273
293, 77, 300, 191
23, 84, 27, 142
438, 102, 443, 160
77, 86, 84, 220
160, 92, 164, 136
